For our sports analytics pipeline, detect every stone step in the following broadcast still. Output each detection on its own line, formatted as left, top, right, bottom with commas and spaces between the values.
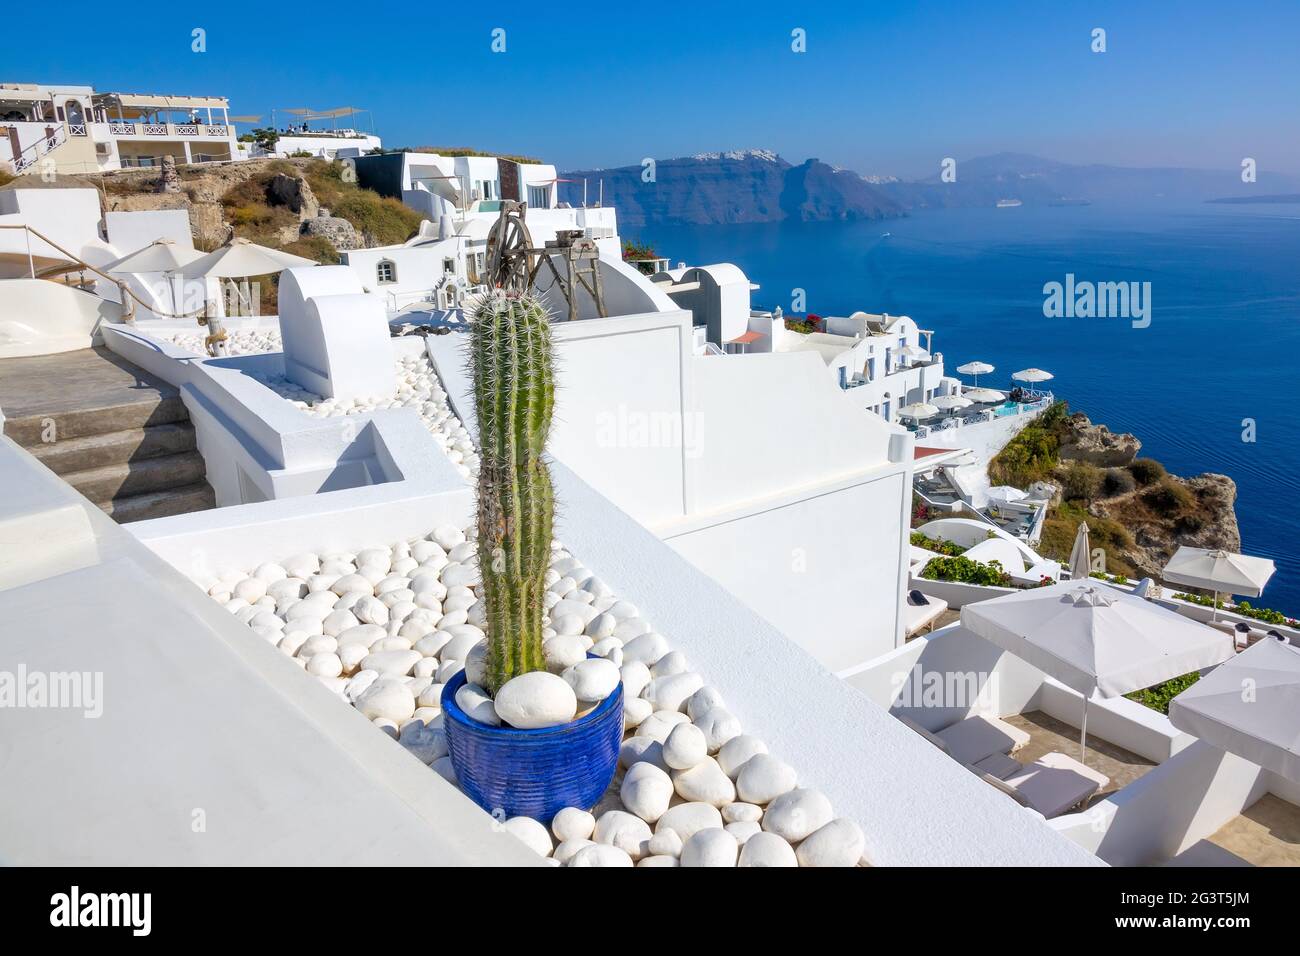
63, 451, 208, 504
3, 396, 190, 447
99, 482, 217, 524
26, 422, 198, 476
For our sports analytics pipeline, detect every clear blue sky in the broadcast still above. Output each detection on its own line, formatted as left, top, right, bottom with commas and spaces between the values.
6, 0, 1298, 176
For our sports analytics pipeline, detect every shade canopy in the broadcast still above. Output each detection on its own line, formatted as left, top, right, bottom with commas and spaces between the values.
963, 387, 1006, 403
1069, 522, 1092, 581
986, 486, 1028, 504
178, 238, 316, 279
895, 344, 931, 362
957, 361, 995, 375
102, 238, 204, 275
961, 581, 1234, 698
931, 394, 973, 410
1163, 547, 1276, 599
1170, 638, 1300, 782
1012, 368, 1054, 383
898, 402, 940, 419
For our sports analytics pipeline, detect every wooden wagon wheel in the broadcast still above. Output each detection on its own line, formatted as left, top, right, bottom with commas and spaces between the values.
484, 201, 535, 294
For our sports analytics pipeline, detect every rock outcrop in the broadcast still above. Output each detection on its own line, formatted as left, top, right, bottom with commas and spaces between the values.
268, 172, 319, 218
155, 155, 181, 194
1058, 412, 1141, 467
300, 208, 362, 250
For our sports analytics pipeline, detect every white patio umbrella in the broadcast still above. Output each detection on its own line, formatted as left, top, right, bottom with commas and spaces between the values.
962, 581, 1234, 763
178, 237, 316, 279
898, 402, 940, 420
1069, 522, 1092, 581
963, 387, 1006, 404
931, 394, 973, 411
956, 360, 995, 386
986, 485, 1028, 504
1162, 546, 1276, 622
1169, 637, 1300, 782
1012, 368, 1054, 383
895, 344, 931, 364
103, 238, 205, 316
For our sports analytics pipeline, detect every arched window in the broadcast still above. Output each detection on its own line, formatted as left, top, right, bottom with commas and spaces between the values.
376, 259, 397, 284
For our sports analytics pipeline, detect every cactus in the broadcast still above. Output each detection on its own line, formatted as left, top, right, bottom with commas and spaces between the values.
470, 292, 555, 696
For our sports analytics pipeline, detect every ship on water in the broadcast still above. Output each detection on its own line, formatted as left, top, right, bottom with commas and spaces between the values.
995, 198, 1023, 208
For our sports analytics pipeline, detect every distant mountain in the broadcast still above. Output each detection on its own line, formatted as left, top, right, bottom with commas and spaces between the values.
560, 149, 1300, 226
1206, 193, 1300, 204
558, 150, 903, 227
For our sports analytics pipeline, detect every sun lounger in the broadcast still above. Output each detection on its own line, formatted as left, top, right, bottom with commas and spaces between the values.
904, 589, 948, 637
1002, 751, 1109, 818
972, 751, 1023, 780
934, 715, 1029, 765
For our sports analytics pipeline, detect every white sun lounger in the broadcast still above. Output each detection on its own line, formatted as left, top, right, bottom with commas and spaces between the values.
898, 713, 1029, 766
904, 590, 948, 637
1002, 752, 1109, 818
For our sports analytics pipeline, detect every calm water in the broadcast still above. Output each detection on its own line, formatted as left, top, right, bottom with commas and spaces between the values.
637, 203, 1300, 614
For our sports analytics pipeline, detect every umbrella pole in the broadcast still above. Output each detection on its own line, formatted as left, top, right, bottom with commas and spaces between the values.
1212, 590, 1219, 623
1080, 697, 1089, 765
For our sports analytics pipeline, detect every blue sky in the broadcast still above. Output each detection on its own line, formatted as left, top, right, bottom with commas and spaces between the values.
6, 0, 1298, 176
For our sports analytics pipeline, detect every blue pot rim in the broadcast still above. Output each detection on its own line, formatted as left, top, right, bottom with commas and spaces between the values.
440, 659, 623, 739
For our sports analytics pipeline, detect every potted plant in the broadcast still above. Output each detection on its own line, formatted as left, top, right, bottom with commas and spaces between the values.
441, 291, 623, 823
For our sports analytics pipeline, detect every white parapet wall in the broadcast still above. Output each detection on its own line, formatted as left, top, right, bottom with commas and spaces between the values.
0, 436, 537, 866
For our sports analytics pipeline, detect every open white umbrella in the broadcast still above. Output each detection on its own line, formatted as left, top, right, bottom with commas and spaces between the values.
986, 485, 1028, 504
1012, 368, 1054, 383
962, 581, 1234, 763
931, 394, 973, 411
103, 239, 205, 316
1169, 637, 1300, 782
1162, 547, 1276, 622
1069, 522, 1093, 581
898, 402, 940, 420
895, 344, 931, 364
178, 237, 316, 279
956, 360, 995, 386
963, 387, 1006, 404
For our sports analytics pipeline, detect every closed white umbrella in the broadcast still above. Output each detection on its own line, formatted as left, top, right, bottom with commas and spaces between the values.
1012, 368, 1054, 383
1069, 522, 1093, 581
956, 360, 994, 386
1163, 546, 1276, 622
986, 485, 1028, 504
895, 344, 931, 364
1170, 637, 1300, 782
178, 237, 316, 279
963, 387, 1006, 403
898, 402, 940, 420
931, 394, 973, 410
962, 581, 1234, 762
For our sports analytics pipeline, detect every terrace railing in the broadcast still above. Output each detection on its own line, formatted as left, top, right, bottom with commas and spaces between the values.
10, 124, 67, 173
143, 123, 168, 136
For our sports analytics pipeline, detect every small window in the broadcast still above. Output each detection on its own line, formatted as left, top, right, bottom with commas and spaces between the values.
442, 257, 455, 273
528, 185, 549, 209
376, 259, 397, 284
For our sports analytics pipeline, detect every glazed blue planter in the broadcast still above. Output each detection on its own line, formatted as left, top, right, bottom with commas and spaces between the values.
441, 663, 623, 823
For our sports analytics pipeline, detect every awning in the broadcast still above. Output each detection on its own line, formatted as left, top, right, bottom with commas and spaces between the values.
283, 106, 363, 119
727, 330, 764, 345
97, 93, 229, 110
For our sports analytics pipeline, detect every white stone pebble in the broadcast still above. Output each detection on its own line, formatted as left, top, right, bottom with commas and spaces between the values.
796, 818, 866, 867
551, 807, 596, 843
762, 788, 834, 843
680, 828, 738, 867
503, 816, 553, 857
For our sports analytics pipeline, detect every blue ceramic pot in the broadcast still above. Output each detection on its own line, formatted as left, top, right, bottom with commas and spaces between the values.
440, 663, 623, 823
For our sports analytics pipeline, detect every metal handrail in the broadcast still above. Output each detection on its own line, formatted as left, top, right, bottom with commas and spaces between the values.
10, 125, 67, 173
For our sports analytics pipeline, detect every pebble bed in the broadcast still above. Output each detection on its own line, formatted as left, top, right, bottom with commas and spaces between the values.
155, 327, 284, 357
208, 526, 868, 867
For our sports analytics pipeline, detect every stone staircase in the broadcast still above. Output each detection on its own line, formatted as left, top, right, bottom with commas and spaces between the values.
0, 347, 216, 523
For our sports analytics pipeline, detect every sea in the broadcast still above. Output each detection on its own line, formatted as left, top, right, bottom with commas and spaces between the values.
637, 202, 1300, 615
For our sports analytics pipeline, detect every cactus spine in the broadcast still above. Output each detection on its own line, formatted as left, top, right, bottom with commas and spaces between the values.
471, 292, 555, 697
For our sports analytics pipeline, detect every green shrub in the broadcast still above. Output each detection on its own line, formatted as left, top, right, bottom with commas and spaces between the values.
910, 531, 967, 557
1061, 461, 1104, 502
1102, 467, 1136, 497
987, 402, 1070, 487
1127, 672, 1201, 714
920, 556, 1013, 587
1128, 458, 1166, 485
1174, 594, 1299, 627
282, 235, 341, 265
1142, 479, 1194, 516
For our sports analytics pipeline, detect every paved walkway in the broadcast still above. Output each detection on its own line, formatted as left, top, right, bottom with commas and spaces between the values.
0, 346, 177, 423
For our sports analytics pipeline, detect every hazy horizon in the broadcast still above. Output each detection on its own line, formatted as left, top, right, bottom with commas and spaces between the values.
5, 0, 1298, 177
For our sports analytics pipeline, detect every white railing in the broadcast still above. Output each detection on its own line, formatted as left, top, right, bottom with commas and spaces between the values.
175, 124, 199, 136
11, 125, 67, 173
204, 125, 228, 136
68, 124, 87, 137
143, 123, 168, 136
108, 121, 136, 135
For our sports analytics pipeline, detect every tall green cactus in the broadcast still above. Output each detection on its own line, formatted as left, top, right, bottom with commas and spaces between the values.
471, 292, 555, 696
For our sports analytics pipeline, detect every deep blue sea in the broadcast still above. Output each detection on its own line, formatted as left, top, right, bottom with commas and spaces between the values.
636, 203, 1300, 614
